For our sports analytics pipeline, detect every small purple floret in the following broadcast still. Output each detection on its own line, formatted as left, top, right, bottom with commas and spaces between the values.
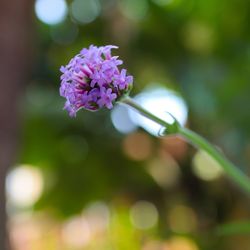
59, 45, 133, 116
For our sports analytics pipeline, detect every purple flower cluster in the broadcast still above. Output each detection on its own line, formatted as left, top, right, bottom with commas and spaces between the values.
59, 45, 133, 116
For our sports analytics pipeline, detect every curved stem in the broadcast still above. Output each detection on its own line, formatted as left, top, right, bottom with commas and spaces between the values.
120, 96, 250, 194
178, 127, 250, 193
119, 96, 179, 133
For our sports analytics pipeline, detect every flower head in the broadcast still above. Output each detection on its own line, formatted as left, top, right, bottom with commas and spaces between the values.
59, 45, 133, 116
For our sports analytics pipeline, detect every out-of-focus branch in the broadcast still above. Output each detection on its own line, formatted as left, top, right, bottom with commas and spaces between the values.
0, 0, 34, 249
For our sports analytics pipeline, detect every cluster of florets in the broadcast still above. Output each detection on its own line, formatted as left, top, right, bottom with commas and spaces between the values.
59, 45, 133, 116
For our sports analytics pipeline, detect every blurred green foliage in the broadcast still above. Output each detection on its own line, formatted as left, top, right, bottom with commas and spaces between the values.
14, 0, 250, 249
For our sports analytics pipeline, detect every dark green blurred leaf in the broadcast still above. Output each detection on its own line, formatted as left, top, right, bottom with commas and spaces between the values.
216, 221, 250, 236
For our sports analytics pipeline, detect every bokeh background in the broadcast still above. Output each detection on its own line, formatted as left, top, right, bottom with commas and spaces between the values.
1, 0, 250, 249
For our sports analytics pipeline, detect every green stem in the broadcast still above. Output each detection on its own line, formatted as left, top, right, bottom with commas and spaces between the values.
119, 95, 178, 133
120, 96, 250, 194
178, 126, 250, 193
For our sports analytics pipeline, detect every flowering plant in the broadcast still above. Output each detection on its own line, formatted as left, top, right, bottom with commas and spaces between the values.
60, 45, 250, 194
60, 45, 132, 116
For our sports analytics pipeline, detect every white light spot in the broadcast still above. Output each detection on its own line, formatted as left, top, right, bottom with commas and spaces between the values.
130, 201, 158, 229
70, 0, 101, 24
192, 150, 224, 181
111, 105, 137, 134
84, 201, 110, 233
6, 165, 44, 207
62, 216, 91, 248
35, 0, 68, 25
147, 155, 181, 189
129, 86, 188, 136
